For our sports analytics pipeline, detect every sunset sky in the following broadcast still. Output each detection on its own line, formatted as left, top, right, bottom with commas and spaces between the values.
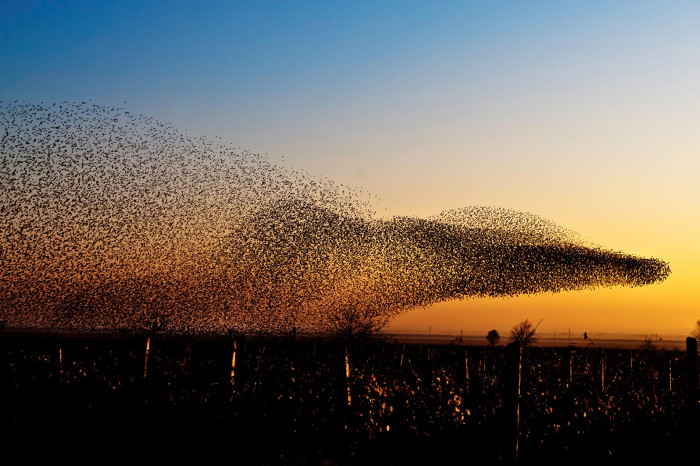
2, 1, 699, 338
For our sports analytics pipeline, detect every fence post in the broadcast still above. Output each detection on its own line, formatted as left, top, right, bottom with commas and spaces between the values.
334, 342, 349, 434
465, 349, 470, 387
143, 336, 151, 379
686, 337, 698, 412
344, 345, 352, 408
601, 349, 605, 391
503, 341, 522, 464
230, 339, 237, 390
57, 340, 64, 377
182, 341, 191, 367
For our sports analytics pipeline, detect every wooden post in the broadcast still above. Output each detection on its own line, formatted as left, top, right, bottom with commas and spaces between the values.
182, 341, 191, 367
344, 345, 352, 408
57, 341, 63, 376
334, 343, 351, 436
143, 336, 151, 379
503, 342, 522, 464
230, 339, 237, 388
686, 337, 698, 411
465, 350, 469, 383
629, 351, 634, 389
601, 350, 605, 391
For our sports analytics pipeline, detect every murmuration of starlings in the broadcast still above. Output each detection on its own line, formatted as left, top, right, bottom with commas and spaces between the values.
0, 101, 670, 335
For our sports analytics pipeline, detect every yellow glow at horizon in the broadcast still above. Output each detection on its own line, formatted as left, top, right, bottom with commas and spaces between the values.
372, 122, 700, 337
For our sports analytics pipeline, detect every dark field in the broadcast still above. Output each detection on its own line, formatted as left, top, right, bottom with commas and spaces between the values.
1, 333, 697, 465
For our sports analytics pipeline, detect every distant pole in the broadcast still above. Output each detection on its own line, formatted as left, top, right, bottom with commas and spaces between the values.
568, 328, 571, 344
345, 345, 352, 408
143, 337, 151, 379
427, 327, 432, 362
601, 350, 605, 390
503, 342, 522, 464
182, 341, 191, 366
686, 338, 698, 411
230, 339, 237, 388
334, 343, 351, 434
57, 341, 63, 376
568, 348, 573, 384
465, 350, 469, 385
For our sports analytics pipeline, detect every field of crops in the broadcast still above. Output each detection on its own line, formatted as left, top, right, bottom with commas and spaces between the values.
1, 333, 697, 465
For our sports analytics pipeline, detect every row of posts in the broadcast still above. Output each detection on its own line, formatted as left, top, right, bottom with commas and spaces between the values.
49, 335, 700, 464
501, 338, 699, 464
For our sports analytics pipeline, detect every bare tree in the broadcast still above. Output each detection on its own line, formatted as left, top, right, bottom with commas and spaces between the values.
510, 319, 542, 348
328, 304, 390, 338
486, 329, 500, 347
690, 320, 700, 342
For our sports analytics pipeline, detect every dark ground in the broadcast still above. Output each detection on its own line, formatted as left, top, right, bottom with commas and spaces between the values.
1, 332, 697, 465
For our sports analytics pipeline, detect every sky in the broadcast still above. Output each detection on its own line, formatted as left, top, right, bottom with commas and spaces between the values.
2, 1, 699, 338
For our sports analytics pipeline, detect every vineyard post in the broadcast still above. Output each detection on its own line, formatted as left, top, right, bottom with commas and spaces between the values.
143, 336, 151, 379
182, 341, 191, 367
344, 345, 352, 408
230, 339, 237, 394
601, 349, 605, 391
503, 341, 522, 464
334, 342, 350, 436
464, 349, 469, 387
57, 339, 63, 377
686, 337, 698, 412
629, 351, 634, 389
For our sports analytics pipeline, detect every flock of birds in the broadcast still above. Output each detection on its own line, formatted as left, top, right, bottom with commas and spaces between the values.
0, 101, 671, 334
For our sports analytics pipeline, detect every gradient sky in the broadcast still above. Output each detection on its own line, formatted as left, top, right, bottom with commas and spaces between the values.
2, 1, 699, 338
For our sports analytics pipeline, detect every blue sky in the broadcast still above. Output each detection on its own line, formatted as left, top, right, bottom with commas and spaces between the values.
5, 1, 699, 140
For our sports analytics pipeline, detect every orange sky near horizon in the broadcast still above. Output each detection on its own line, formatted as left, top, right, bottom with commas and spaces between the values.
382, 171, 699, 338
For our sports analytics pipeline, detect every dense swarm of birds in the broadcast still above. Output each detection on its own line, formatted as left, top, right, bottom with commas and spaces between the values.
0, 101, 671, 335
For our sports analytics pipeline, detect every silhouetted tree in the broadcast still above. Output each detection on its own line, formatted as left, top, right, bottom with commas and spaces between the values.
329, 303, 390, 339
510, 319, 541, 348
486, 329, 500, 347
